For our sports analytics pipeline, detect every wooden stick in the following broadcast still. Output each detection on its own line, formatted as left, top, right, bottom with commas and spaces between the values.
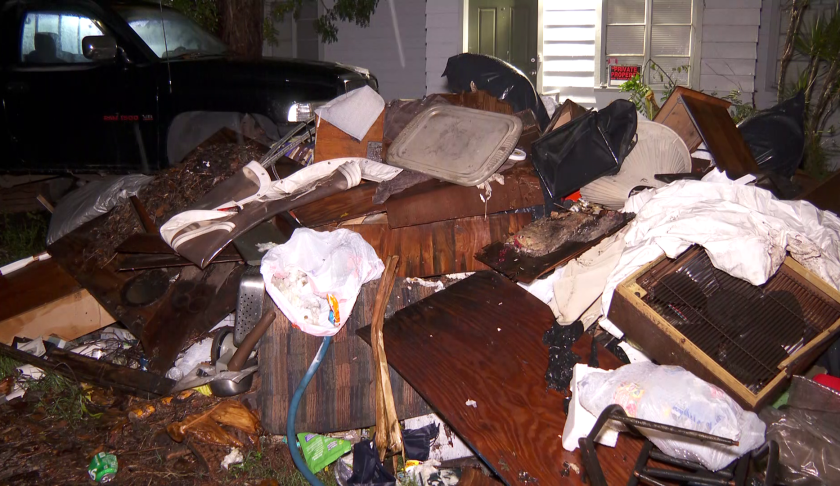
372, 255, 402, 462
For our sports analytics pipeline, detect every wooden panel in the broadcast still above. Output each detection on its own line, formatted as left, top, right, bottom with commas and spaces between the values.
654, 87, 731, 152
799, 169, 840, 216
323, 213, 533, 278
357, 271, 648, 485
258, 278, 438, 434
0, 259, 80, 322
291, 183, 385, 227
384, 162, 543, 228
313, 112, 384, 163
682, 96, 759, 179
0, 288, 115, 345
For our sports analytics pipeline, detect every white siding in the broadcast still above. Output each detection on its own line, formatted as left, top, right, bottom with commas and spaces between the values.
699, 2, 762, 94
426, 0, 463, 94
322, 0, 427, 100
541, 0, 598, 107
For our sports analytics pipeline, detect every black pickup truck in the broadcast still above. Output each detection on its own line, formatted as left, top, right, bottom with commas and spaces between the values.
0, 0, 378, 173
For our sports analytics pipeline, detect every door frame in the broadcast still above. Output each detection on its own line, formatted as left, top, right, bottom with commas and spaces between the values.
460, 0, 544, 93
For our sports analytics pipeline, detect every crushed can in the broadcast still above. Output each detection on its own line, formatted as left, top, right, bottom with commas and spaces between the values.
88, 452, 118, 483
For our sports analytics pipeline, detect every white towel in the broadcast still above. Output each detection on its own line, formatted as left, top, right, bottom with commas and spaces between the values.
316, 85, 385, 141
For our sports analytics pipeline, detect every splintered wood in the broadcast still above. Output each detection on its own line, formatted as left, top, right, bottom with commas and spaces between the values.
372, 256, 403, 461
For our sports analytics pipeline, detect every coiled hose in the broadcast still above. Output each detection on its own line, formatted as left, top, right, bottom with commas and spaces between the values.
287, 336, 333, 485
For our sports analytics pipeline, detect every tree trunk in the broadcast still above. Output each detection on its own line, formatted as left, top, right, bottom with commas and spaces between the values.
810, 59, 840, 138
779, 0, 810, 102
217, 0, 263, 59
804, 57, 821, 109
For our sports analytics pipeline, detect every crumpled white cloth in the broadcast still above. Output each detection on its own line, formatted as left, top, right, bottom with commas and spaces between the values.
315, 85, 385, 140
553, 228, 628, 324
599, 172, 840, 338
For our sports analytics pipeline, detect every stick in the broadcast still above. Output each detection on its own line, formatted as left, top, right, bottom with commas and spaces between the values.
372, 255, 402, 462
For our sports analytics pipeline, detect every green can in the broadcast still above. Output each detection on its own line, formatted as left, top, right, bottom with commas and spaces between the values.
88, 452, 118, 483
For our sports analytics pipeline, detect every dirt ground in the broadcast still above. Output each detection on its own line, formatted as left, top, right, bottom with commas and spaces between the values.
0, 368, 338, 485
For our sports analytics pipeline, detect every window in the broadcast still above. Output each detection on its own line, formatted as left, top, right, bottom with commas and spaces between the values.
597, 0, 698, 88
114, 6, 227, 59
20, 11, 105, 64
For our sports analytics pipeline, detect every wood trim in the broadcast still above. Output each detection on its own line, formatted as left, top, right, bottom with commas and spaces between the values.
784, 256, 840, 303
690, 0, 703, 90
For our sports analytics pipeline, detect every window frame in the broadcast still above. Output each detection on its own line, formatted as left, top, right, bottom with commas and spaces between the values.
18, 9, 110, 65
594, 0, 703, 90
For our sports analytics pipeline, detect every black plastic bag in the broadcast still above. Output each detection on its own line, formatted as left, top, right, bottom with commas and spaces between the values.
738, 92, 805, 177
443, 53, 550, 131
531, 99, 637, 201
403, 423, 440, 461
347, 440, 396, 486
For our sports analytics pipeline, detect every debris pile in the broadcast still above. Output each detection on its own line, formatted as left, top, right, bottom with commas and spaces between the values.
3, 53, 840, 486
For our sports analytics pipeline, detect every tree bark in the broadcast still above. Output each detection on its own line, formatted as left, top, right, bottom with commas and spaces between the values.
779, 0, 810, 102
217, 0, 263, 59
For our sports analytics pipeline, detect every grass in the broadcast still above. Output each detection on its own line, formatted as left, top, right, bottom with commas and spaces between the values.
0, 354, 91, 426
227, 447, 339, 485
0, 211, 49, 266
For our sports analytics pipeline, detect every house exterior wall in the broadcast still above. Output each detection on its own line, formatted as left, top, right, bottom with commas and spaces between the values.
537, 0, 763, 108
426, 0, 463, 95
321, 0, 427, 101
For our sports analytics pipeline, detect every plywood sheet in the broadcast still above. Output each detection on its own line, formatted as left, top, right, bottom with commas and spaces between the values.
0, 259, 80, 322
258, 278, 438, 434
357, 271, 648, 486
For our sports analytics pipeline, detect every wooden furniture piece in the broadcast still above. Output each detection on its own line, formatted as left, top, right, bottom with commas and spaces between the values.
608, 247, 840, 410
258, 277, 437, 434
798, 169, 840, 216
546, 99, 588, 133
655, 87, 759, 179
357, 271, 650, 485
313, 112, 385, 163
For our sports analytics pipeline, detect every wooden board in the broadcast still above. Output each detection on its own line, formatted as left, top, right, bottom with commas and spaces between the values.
474, 213, 634, 283
320, 213, 534, 278
799, 169, 840, 216
654, 87, 731, 152
681, 96, 759, 179
384, 162, 544, 229
0, 288, 115, 345
313, 112, 385, 163
0, 259, 80, 322
356, 271, 648, 486
291, 182, 385, 227
258, 278, 438, 434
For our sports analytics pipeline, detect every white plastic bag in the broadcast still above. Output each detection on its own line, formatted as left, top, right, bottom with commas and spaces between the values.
578, 362, 766, 471
261, 228, 384, 336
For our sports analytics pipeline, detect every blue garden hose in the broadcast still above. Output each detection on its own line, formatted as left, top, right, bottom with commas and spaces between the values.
287, 336, 333, 486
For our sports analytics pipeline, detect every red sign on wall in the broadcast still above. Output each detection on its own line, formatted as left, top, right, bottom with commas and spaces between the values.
609, 65, 641, 82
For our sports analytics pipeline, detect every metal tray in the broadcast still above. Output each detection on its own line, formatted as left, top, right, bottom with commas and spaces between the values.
386, 105, 523, 186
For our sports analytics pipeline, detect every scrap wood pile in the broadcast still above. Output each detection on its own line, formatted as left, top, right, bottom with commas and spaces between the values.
2, 53, 840, 486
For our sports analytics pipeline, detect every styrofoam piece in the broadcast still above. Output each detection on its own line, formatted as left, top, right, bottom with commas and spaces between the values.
618, 342, 652, 363
16, 337, 46, 357
0, 252, 51, 276
403, 413, 475, 463
561, 364, 619, 452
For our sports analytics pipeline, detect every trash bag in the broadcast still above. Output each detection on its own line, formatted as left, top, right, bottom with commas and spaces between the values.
758, 376, 840, 485
261, 228, 384, 337
531, 99, 637, 202
443, 53, 550, 131
348, 440, 396, 486
46, 174, 153, 245
578, 362, 766, 471
738, 92, 805, 177
403, 423, 440, 461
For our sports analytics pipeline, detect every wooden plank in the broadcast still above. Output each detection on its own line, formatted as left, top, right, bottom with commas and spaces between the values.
682, 96, 759, 179
258, 278, 437, 434
654, 87, 731, 152
798, 169, 840, 216
0, 288, 115, 345
314, 112, 384, 163
0, 343, 174, 398
384, 162, 544, 228
324, 213, 533, 278
291, 183, 385, 227
356, 271, 648, 485
0, 259, 80, 322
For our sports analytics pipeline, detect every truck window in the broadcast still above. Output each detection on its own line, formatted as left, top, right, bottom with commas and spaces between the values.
20, 12, 104, 64
114, 6, 227, 59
